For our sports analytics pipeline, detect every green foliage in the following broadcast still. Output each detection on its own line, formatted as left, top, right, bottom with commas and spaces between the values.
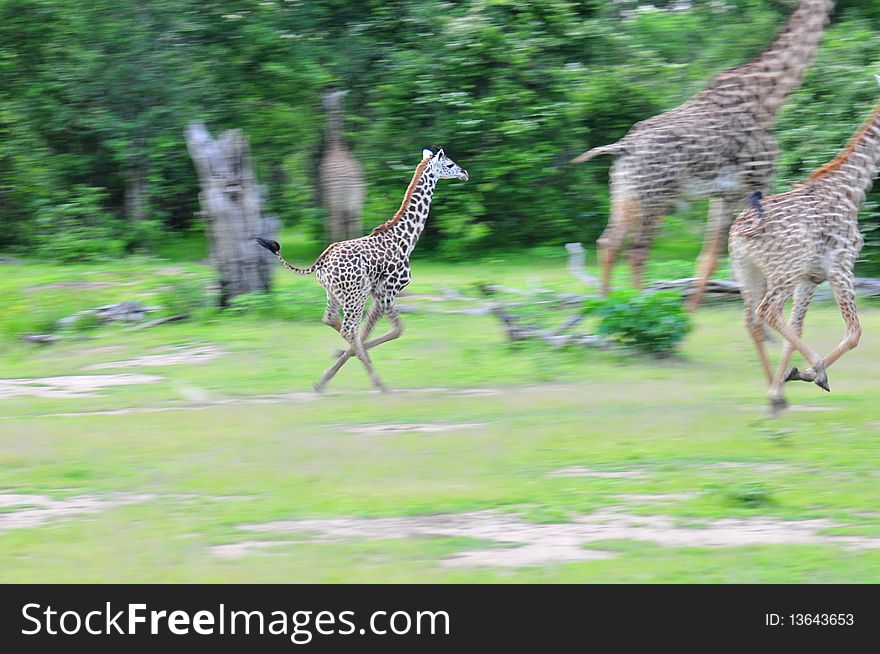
0, 1, 879, 269
584, 289, 692, 356
226, 284, 327, 322
0, 286, 104, 341
35, 186, 124, 262
154, 278, 212, 318
713, 482, 777, 509
61, 312, 103, 336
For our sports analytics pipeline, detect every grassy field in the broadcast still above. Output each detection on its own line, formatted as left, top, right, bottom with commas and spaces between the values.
1, 231, 879, 582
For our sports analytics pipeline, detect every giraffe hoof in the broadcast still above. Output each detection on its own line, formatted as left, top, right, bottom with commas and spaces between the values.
313, 382, 326, 394
814, 373, 830, 393
769, 396, 789, 415
784, 367, 807, 383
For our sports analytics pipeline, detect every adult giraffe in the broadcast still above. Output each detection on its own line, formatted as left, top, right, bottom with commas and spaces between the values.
320, 89, 365, 243
573, 0, 834, 310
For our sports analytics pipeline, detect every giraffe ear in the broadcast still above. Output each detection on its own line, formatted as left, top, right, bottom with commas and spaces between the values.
875, 73, 880, 87
422, 148, 433, 159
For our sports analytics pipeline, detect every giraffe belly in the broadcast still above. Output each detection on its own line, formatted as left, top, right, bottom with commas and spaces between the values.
681, 167, 743, 199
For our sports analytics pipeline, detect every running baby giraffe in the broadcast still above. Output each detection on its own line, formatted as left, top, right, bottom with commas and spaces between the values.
257, 146, 468, 392
729, 76, 880, 413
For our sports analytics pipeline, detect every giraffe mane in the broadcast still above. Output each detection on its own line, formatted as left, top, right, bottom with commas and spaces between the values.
370, 156, 432, 235
807, 104, 880, 183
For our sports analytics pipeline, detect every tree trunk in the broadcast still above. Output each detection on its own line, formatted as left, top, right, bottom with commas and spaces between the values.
124, 165, 149, 223
185, 121, 278, 306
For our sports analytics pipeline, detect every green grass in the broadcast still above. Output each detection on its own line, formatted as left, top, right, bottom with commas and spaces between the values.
1, 238, 879, 582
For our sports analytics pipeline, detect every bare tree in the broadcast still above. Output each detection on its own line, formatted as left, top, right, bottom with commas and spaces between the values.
186, 121, 278, 306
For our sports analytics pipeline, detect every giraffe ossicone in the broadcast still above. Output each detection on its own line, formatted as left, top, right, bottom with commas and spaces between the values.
257, 147, 468, 393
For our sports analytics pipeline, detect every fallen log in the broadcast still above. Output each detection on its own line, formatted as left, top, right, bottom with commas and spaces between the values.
22, 334, 61, 345
490, 305, 612, 349
126, 314, 189, 330
645, 277, 880, 302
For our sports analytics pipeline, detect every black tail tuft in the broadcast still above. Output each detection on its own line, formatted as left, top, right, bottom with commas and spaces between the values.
746, 191, 764, 219
255, 237, 280, 254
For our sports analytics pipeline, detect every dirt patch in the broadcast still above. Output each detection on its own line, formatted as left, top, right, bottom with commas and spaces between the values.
84, 346, 222, 370
211, 541, 289, 559
0, 392, 327, 419
341, 423, 485, 435
0, 374, 162, 400
0, 387, 501, 419
394, 387, 503, 397
548, 467, 645, 479
50, 393, 318, 418
0, 493, 153, 532
222, 508, 880, 567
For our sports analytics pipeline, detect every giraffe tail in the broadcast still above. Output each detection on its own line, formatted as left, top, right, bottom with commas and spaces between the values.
746, 191, 765, 219
255, 238, 318, 275
570, 142, 625, 164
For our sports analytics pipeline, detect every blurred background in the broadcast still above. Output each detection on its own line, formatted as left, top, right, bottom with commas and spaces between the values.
2, 0, 880, 262
1, 0, 879, 583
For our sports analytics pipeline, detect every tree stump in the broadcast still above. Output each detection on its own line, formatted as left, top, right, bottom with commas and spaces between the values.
186, 121, 278, 306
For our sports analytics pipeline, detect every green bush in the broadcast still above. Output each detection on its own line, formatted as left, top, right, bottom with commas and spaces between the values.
35, 186, 125, 262
226, 284, 327, 322
154, 278, 212, 318
61, 311, 103, 335
584, 289, 692, 356
725, 482, 775, 509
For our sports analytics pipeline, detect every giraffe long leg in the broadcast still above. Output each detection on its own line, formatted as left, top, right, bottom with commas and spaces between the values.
314, 293, 369, 392
315, 338, 357, 392
361, 307, 404, 351
799, 275, 861, 373
321, 292, 342, 332
756, 285, 827, 391
331, 300, 383, 358
767, 280, 816, 411
332, 299, 404, 357
326, 207, 340, 243
627, 210, 664, 292
315, 293, 387, 392
597, 193, 639, 296
686, 197, 734, 312
346, 327, 386, 392
734, 260, 773, 386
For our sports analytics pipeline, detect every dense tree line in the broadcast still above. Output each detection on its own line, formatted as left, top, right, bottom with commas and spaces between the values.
1, 1, 879, 266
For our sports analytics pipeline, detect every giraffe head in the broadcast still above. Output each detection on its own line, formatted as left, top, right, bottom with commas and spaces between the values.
423, 146, 468, 181
322, 89, 350, 110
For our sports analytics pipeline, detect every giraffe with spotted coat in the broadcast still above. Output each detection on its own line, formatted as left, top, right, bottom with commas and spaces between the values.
729, 76, 880, 413
257, 146, 468, 392
572, 0, 834, 311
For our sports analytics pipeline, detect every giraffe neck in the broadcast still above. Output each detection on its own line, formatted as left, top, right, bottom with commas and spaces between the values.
370, 158, 438, 256
808, 104, 880, 197
714, 0, 833, 125
325, 106, 345, 149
